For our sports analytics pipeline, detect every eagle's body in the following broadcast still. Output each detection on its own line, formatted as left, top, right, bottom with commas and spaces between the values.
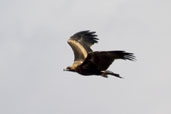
64, 30, 135, 78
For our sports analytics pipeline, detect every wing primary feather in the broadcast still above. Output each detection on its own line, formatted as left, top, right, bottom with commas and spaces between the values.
70, 30, 99, 46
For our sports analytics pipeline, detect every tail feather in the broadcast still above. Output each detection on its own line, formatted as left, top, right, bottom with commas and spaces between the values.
112, 51, 136, 61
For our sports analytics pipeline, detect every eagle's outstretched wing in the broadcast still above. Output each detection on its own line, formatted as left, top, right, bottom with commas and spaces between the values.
80, 51, 135, 71
67, 30, 98, 68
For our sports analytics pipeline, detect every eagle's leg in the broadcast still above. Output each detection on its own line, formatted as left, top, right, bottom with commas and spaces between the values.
101, 71, 108, 78
101, 70, 122, 78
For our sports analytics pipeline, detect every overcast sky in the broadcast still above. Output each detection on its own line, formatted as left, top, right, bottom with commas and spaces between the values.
0, 0, 171, 114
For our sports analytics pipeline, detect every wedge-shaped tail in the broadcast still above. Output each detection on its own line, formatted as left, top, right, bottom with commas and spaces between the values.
111, 51, 135, 61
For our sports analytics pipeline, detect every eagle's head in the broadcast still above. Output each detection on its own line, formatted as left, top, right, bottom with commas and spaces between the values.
63, 66, 75, 72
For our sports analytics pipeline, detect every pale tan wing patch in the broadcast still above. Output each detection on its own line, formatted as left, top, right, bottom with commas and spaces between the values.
67, 39, 88, 67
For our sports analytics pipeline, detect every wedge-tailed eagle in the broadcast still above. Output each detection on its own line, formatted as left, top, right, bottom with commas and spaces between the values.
64, 30, 135, 78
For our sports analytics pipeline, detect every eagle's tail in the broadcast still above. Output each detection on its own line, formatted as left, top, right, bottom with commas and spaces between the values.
111, 51, 135, 61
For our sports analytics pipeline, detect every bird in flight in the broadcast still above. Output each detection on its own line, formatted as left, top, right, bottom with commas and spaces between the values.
64, 30, 135, 78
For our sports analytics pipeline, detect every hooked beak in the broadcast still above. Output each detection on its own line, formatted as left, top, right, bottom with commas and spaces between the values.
63, 67, 70, 71
63, 68, 67, 71
63, 67, 75, 72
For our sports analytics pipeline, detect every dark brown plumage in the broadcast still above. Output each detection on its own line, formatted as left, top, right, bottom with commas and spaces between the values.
64, 30, 135, 78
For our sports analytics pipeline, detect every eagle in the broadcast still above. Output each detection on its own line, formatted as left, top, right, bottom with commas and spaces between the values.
64, 30, 135, 78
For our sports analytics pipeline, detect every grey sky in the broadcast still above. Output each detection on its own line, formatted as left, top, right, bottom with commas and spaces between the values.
0, 0, 171, 114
